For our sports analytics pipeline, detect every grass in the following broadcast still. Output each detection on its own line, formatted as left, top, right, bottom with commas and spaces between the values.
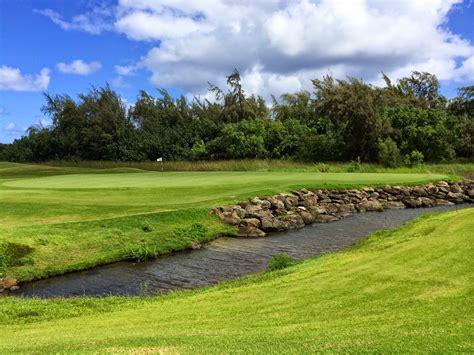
0, 162, 454, 281
42, 158, 474, 177
0, 208, 472, 353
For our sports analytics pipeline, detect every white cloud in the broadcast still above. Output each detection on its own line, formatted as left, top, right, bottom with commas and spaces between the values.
34, 7, 111, 34
56, 60, 102, 75
115, 64, 137, 76
37, 0, 474, 99
4, 122, 16, 131
0, 106, 8, 116
0, 66, 50, 91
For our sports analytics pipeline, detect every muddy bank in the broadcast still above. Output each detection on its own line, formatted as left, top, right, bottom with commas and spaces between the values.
12, 204, 471, 298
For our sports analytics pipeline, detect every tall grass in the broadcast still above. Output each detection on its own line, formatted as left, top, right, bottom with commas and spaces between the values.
41, 159, 474, 177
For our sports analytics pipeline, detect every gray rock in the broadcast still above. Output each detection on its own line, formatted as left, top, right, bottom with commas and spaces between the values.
240, 218, 261, 228
237, 226, 266, 238
314, 214, 339, 223
382, 201, 406, 209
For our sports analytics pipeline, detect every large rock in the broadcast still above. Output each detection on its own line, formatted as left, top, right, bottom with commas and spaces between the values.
220, 211, 241, 225
261, 217, 288, 232
382, 201, 405, 209
299, 210, 315, 225
314, 214, 339, 223
434, 199, 453, 206
281, 214, 305, 229
403, 197, 422, 208
450, 183, 463, 194
240, 218, 261, 228
358, 200, 384, 212
237, 226, 266, 238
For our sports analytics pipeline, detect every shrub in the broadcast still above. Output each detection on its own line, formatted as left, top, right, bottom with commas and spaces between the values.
0, 242, 35, 271
315, 163, 330, 172
404, 150, 424, 167
124, 243, 157, 262
267, 252, 296, 271
377, 138, 401, 167
347, 157, 362, 172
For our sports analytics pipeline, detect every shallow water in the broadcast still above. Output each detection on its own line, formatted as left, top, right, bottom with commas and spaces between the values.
14, 204, 471, 298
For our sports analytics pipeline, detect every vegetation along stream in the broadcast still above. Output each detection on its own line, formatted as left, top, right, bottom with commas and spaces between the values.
12, 204, 471, 298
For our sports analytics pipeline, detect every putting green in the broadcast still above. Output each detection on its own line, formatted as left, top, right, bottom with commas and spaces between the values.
3, 171, 447, 189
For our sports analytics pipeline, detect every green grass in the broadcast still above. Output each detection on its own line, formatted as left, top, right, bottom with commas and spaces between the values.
0, 208, 472, 353
0, 162, 453, 281
42, 158, 474, 177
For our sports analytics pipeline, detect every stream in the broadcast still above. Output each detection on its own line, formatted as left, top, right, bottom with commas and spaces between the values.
13, 204, 471, 298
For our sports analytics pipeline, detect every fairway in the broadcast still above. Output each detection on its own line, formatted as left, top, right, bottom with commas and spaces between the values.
0, 164, 451, 281
1, 208, 472, 353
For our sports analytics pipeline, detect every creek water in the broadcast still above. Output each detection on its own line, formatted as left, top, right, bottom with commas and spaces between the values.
13, 204, 471, 298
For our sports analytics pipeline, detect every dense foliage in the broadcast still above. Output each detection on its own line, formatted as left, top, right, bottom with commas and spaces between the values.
1, 71, 472, 165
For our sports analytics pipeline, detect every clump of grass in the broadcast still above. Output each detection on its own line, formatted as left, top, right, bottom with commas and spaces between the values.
124, 243, 158, 263
267, 252, 296, 271
0, 243, 35, 274
142, 225, 153, 233
173, 223, 207, 239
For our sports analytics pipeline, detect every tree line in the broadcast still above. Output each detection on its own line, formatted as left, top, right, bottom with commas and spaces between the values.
1, 70, 472, 166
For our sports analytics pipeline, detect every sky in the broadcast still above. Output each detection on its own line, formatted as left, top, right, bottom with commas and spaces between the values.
0, 0, 473, 143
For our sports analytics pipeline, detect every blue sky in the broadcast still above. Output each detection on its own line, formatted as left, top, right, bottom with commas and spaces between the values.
1, 0, 473, 143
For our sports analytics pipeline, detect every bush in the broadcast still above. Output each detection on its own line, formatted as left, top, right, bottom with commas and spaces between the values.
124, 243, 157, 262
267, 252, 296, 271
315, 163, 330, 172
404, 150, 424, 167
377, 138, 401, 167
347, 157, 362, 172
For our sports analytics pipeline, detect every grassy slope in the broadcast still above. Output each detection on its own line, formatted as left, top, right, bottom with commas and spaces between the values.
0, 208, 472, 353
0, 163, 450, 281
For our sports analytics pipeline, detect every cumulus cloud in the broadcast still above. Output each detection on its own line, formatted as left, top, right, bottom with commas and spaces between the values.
56, 60, 102, 75
0, 66, 51, 91
38, 0, 474, 99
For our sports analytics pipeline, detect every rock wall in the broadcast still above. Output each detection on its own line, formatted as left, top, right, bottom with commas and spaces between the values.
211, 180, 474, 237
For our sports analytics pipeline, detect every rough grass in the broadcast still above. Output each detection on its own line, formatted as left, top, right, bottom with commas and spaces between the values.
42, 158, 474, 177
0, 162, 452, 281
0, 208, 472, 353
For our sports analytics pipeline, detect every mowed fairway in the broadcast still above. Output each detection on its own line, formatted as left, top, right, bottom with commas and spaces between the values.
0, 163, 449, 281
0, 208, 472, 353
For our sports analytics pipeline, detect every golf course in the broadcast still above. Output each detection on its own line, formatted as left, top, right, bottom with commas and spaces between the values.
0, 188, 472, 352
0, 162, 454, 281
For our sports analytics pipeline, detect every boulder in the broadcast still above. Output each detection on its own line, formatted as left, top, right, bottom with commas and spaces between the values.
299, 210, 315, 225
237, 226, 266, 238
260, 217, 288, 232
358, 200, 384, 212
403, 197, 422, 208
240, 218, 261, 228
420, 197, 435, 207
468, 189, 474, 198
220, 211, 241, 226
434, 199, 453, 206
446, 192, 465, 204
337, 203, 356, 214
382, 201, 405, 209
314, 214, 339, 223
450, 183, 463, 194
281, 214, 305, 229
412, 186, 428, 197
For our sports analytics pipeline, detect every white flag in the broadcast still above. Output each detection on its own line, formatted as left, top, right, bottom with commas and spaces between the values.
156, 157, 163, 162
